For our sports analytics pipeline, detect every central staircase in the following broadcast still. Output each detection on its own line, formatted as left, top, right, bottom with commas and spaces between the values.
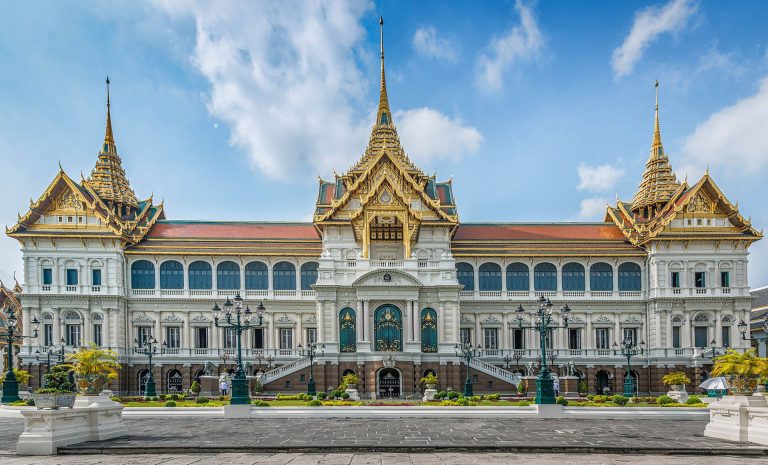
470, 358, 522, 387
257, 356, 310, 385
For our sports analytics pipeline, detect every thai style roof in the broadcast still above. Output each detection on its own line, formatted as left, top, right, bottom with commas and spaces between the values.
0, 280, 22, 340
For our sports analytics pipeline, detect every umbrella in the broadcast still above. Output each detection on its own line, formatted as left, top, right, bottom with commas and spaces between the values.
699, 377, 729, 390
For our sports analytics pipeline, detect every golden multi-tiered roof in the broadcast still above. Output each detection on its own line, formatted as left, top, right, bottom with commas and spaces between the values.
314, 17, 458, 258
629, 82, 680, 219
84, 78, 140, 216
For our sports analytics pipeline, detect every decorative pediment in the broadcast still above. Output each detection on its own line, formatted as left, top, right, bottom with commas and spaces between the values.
132, 314, 153, 323
460, 315, 474, 326
352, 269, 422, 288
162, 315, 183, 323
275, 315, 294, 325
482, 316, 501, 326
622, 316, 642, 324
191, 315, 209, 323
594, 316, 612, 324
569, 316, 585, 324
304, 315, 318, 324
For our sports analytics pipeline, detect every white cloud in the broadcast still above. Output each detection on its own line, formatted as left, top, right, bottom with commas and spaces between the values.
574, 197, 609, 221
612, 0, 697, 78
680, 76, 768, 176
153, 1, 479, 181
475, 0, 544, 90
413, 26, 458, 62
696, 42, 747, 77
577, 164, 624, 192
395, 108, 482, 163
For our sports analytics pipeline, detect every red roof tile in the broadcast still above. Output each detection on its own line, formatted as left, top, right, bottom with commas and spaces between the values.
147, 222, 320, 240
453, 223, 627, 241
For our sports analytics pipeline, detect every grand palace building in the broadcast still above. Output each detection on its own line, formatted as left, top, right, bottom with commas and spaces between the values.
5, 22, 763, 397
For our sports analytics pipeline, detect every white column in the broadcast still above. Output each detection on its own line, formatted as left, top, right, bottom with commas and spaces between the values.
356, 300, 364, 344
413, 299, 420, 343
613, 313, 621, 345
502, 313, 510, 349
683, 314, 692, 348
666, 311, 673, 348
83, 310, 92, 344
183, 314, 191, 350
154, 313, 161, 342
316, 301, 325, 343
438, 301, 445, 344
406, 301, 413, 342
328, 301, 337, 342
475, 316, 481, 348
363, 300, 370, 342
104, 308, 112, 348
452, 302, 459, 344
296, 313, 303, 347
22, 307, 32, 347
212, 322, 220, 349
655, 309, 662, 348
586, 317, 593, 350
54, 309, 62, 345
715, 310, 722, 347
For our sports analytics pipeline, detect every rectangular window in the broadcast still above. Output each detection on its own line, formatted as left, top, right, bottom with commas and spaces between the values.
721, 271, 730, 288
252, 328, 264, 349
280, 329, 293, 350
166, 327, 180, 348
92, 269, 102, 286
694, 326, 708, 348
460, 328, 471, 345
568, 328, 581, 349
671, 272, 681, 288
513, 329, 525, 349
622, 328, 637, 346
223, 327, 236, 349
673, 326, 681, 348
595, 328, 609, 350
42, 268, 53, 285
306, 328, 317, 345
300, 374, 306, 383
44, 324, 53, 346
137, 327, 152, 347
195, 327, 208, 349
93, 324, 102, 346
483, 328, 498, 350
66, 269, 78, 286
66, 324, 81, 347
722, 326, 731, 348
695, 272, 706, 288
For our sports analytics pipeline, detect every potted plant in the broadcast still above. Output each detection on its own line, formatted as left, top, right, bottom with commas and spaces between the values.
341, 373, 360, 390
712, 348, 768, 394
189, 380, 201, 397
420, 373, 438, 390
65, 344, 120, 396
661, 372, 691, 391
578, 380, 588, 396
32, 364, 77, 409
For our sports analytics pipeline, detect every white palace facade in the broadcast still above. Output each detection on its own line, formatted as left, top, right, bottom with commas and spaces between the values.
5, 24, 762, 397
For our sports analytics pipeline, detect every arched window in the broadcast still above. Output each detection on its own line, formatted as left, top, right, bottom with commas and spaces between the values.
131, 260, 155, 289
534, 263, 557, 291
216, 261, 240, 290
456, 263, 474, 291
159, 260, 183, 289
300, 262, 319, 290
137, 369, 150, 396
421, 308, 438, 353
562, 263, 585, 291
478, 263, 502, 291
339, 308, 356, 352
374, 304, 402, 352
188, 261, 212, 290
166, 369, 183, 393
590, 263, 613, 291
273, 262, 296, 290
506, 263, 529, 291
245, 262, 268, 290
618, 263, 642, 291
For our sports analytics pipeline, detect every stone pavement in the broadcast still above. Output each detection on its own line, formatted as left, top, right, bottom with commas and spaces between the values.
0, 452, 766, 465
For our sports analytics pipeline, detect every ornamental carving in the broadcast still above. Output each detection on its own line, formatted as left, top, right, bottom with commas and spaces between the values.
49, 189, 80, 212
163, 315, 183, 323
132, 314, 153, 323
191, 315, 209, 322
482, 316, 501, 325
594, 316, 612, 324
687, 191, 721, 214
276, 315, 294, 324
304, 315, 317, 324
622, 316, 642, 324
460, 315, 474, 325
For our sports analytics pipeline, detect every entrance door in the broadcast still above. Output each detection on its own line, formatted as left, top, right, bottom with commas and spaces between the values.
596, 370, 611, 394
374, 305, 402, 351
378, 368, 401, 398
138, 369, 150, 395
167, 370, 183, 393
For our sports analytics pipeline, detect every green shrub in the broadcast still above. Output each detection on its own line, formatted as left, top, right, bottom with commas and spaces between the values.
456, 397, 471, 406
159, 394, 167, 401
196, 396, 210, 404
316, 392, 327, 400
251, 380, 263, 394
685, 395, 702, 405
164, 400, 176, 407
593, 395, 607, 403
517, 382, 525, 394
586, 395, 595, 401
217, 395, 226, 401
436, 391, 448, 399
656, 395, 676, 405
448, 391, 460, 400
341, 392, 350, 400
308, 399, 322, 406
612, 395, 629, 406
487, 394, 500, 401
556, 396, 569, 406
252, 400, 270, 407
470, 395, 481, 402
578, 380, 588, 394
632, 396, 657, 404
190, 381, 201, 394
25, 398, 35, 406
170, 394, 179, 401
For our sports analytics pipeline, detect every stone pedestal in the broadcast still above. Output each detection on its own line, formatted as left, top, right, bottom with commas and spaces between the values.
345, 388, 361, 401
422, 388, 437, 402
523, 376, 538, 396
223, 404, 252, 418
534, 403, 564, 418
560, 376, 579, 398
667, 389, 689, 403
16, 400, 127, 455
200, 376, 220, 397
704, 395, 768, 443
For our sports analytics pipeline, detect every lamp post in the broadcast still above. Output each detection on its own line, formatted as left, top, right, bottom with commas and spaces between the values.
515, 296, 570, 404
454, 342, 482, 397
35, 338, 68, 386
297, 342, 325, 395
739, 318, 768, 356
213, 293, 264, 405
503, 350, 523, 371
133, 335, 166, 398
613, 336, 645, 397
1, 306, 39, 403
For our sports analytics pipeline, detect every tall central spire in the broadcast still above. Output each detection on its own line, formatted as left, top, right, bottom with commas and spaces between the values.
376, 16, 392, 127
650, 80, 664, 160
104, 76, 115, 146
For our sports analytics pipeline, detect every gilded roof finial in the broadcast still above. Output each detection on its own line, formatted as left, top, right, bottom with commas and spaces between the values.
376, 16, 392, 127
105, 76, 114, 145
651, 80, 663, 160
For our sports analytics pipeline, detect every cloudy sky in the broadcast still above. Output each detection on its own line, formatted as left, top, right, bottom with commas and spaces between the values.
1, 0, 767, 286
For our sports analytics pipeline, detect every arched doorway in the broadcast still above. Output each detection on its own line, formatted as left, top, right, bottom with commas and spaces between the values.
138, 369, 150, 396
167, 369, 183, 393
595, 370, 611, 395
378, 368, 401, 398
374, 305, 402, 351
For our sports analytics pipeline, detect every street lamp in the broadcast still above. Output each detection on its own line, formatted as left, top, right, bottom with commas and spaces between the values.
1, 306, 39, 403
613, 336, 645, 397
516, 296, 570, 404
213, 293, 264, 405
297, 341, 325, 395
738, 319, 768, 355
503, 350, 523, 371
133, 335, 166, 398
454, 342, 482, 397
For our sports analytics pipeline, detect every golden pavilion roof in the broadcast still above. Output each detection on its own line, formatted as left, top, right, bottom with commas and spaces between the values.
84, 78, 139, 213
630, 82, 680, 216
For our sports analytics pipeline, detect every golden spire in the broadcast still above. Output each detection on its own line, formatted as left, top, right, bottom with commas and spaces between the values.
376, 16, 392, 127
630, 81, 680, 218
85, 77, 139, 215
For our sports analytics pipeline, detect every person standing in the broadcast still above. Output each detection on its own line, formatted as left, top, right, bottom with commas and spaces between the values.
553, 376, 560, 397
219, 374, 228, 396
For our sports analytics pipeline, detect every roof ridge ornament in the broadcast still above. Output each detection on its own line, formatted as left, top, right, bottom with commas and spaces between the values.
376, 16, 391, 127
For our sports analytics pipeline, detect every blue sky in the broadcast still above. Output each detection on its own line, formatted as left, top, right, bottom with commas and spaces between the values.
1, 0, 768, 285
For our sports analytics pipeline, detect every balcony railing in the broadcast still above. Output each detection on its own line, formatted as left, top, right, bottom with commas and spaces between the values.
460, 290, 645, 301
130, 289, 316, 300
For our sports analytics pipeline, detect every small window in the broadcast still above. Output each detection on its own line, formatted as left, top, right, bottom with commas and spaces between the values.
721, 271, 730, 288
285, 380, 291, 389
671, 271, 681, 288
696, 219, 701, 225
300, 374, 306, 383
42, 268, 53, 285
473, 374, 478, 383
78, 216, 84, 223
687, 219, 691, 226
66, 269, 78, 286
93, 324, 102, 346
460, 328, 472, 345
58, 216, 63, 223
67, 216, 73, 223
92, 269, 102, 286
695, 272, 706, 288
707, 219, 711, 225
